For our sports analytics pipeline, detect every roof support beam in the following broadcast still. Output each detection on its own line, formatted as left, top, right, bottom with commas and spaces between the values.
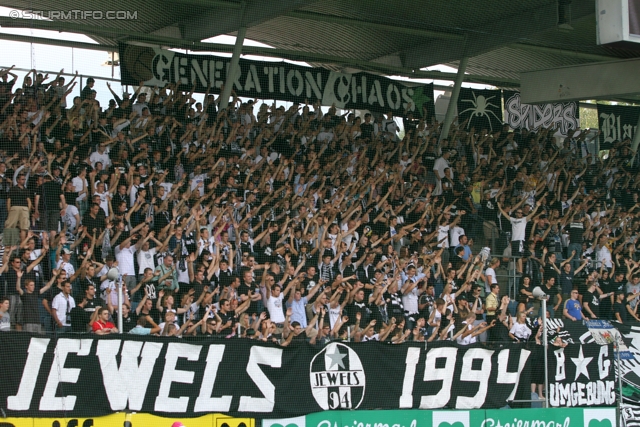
284, 11, 621, 63
169, 0, 242, 8
0, 32, 518, 87
0, 32, 114, 52
400, 1, 596, 69
285, 11, 464, 41
509, 43, 619, 62
180, 0, 321, 41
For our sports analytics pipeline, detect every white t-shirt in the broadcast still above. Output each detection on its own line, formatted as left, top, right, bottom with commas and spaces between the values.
95, 190, 110, 216
89, 151, 111, 169
137, 247, 157, 275
327, 304, 341, 329
449, 226, 465, 247
437, 225, 450, 248
266, 294, 285, 324
115, 245, 137, 276
510, 217, 527, 241
177, 263, 190, 283
510, 322, 531, 340
432, 157, 451, 195
457, 322, 475, 345
61, 204, 80, 234
402, 286, 419, 314
596, 245, 613, 269
485, 267, 497, 293
57, 259, 75, 278
72, 176, 88, 201
52, 293, 75, 326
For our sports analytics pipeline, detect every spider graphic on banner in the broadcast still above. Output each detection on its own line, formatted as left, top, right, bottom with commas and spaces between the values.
458, 89, 503, 133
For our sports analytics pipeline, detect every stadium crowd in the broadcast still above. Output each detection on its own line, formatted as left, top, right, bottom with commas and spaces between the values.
0, 65, 639, 348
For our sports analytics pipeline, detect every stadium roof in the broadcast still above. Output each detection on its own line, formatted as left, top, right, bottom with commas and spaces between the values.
1, 0, 639, 91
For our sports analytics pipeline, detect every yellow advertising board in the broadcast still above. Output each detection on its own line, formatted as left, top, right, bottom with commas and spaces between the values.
2, 414, 254, 427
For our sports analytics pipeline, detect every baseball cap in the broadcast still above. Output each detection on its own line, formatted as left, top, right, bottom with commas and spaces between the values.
62, 248, 72, 255
172, 422, 186, 427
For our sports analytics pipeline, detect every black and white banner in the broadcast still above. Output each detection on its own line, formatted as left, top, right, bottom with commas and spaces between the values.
118, 44, 435, 119
503, 90, 579, 135
597, 104, 640, 149
610, 323, 640, 427
0, 334, 548, 418
457, 88, 503, 134
547, 344, 616, 407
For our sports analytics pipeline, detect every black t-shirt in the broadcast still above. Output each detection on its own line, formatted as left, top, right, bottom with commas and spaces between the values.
7, 185, 30, 207
490, 320, 511, 342
584, 290, 600, 318
84, 297, 104, 316
613, 301, 628, 323
20, 291, 41, 324
360, 123, 374, 140
544, 283, 560, 304
138, 307, 161, 325
117, 311, 138, 333
42, 180, 63, 211
218, 310, 235, 332
4, 268, 36, 297
70, 306, 89, 332
345, 300, 368, 325
518, 282, 532, 303
543, 262, 558, 283
77, 276, 99, 294
64, 191, 79, 207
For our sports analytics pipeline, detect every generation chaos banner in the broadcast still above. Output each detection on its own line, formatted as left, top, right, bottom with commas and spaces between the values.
118, 44, 435, 119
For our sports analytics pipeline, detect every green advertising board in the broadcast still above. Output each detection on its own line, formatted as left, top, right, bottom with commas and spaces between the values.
262, 408, 616, 427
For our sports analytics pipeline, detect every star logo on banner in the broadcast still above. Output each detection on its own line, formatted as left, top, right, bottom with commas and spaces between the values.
326, 345, 347, 369
571, 345, 593, 381
411, 86, 431, 118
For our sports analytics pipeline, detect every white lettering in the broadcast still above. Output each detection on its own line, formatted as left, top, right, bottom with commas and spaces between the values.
386, 83, 401, 110
401, 88, 414, 112
419, 347, 457, 409
496, 348, 531, 402
244, 64, 262, 93
598, 345, 610, 379
368, 81, 384, 107
190, 59, 208, 87
456, 348, 494, 408
286, 70, 304, 97
305, 72, 323, 100
96, 340, 162, 411
554, 348, 566, 381
279, 67, 286, 94
238, 346, 282, 412
154, 343, 201, 412
399, 347, 420, 408
8, 337, 50, 410
194, 344, 232, 412
265, 66, 276, 93
40, 339, 93, 411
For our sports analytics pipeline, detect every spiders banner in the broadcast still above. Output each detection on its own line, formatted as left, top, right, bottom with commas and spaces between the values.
457, 88, 503, 134
503, 90, 579, 136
